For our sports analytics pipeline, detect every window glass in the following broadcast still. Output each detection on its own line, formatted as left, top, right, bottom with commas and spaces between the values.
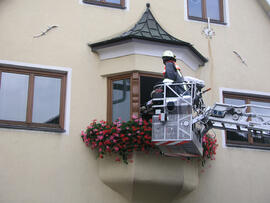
250, 100, 270, 117
250, 100, 270, 144
224, 97, 245, 106
250, 100, 270, 123
112, 79, 130, 121
224, 97, 247, 143
206, 0, 221, 20
187, 0, 224, 23
32, 76, 61, 124
226, 131, 248, 142
0, 67, 67, 131
106, 0, 120, 3
224, 93, 270, 148
188, 0, 203, 18
0, 72, 29, 121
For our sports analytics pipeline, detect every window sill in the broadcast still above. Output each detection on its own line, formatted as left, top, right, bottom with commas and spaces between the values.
188, 16, 227, 26
226, 142, 270, 151
0, 123, 65, 133
83, 0, 126, 9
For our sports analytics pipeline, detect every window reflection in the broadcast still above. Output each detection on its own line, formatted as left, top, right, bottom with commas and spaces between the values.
250, 101, 270, 121
0, 72, 29, 121
106, 0, 120, 3
32, 76, 61, 124
250, 101, 270, 144
206, 0, 220, 20
188, 0, 203, 18
224, 98, 245, 106
112, 79, 130, 121
187, 0, 224, 23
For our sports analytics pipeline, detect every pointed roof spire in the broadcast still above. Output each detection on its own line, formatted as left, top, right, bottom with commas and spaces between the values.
119, 3, 188, 44
89, 4, 207, 66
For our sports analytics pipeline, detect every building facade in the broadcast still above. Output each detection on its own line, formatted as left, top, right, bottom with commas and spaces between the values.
0, 0, 270, 203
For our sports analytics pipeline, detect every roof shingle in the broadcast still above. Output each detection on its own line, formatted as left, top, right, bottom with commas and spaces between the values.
89, 3, 208, 64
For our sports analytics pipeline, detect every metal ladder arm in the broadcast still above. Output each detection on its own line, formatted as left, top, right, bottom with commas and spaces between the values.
193, 103, 270, 137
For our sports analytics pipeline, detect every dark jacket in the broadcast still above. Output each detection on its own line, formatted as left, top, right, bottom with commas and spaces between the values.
164, 61, 184, 83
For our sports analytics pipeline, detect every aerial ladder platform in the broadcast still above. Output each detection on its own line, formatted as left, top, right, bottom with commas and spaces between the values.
144, 78, 270, 157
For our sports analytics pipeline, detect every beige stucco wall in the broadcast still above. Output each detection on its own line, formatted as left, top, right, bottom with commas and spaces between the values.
0, 0, 270, 202
0, 130, 127, 203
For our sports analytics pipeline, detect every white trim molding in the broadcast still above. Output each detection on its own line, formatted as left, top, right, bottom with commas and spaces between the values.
0, 59, 72, 135
93, 39, 204, 71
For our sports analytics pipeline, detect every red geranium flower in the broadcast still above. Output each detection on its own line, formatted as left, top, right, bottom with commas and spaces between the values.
81, 118, 160, 164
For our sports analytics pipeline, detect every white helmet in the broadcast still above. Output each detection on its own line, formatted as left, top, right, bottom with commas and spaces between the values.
162, 50, 175, 58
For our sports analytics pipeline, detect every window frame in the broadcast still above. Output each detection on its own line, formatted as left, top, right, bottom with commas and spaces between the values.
107, 71, 163, 123
187, 0, 225, 25
223, 91, 270, 149
0, 66, 67, 132
83, 0, 125, 9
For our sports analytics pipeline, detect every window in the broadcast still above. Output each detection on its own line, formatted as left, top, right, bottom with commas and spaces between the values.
83, 0, 125, 9
0, 66, 67, 132
107, 72, 162, 122
223, 92, 270, 149
187, 0, 225, 24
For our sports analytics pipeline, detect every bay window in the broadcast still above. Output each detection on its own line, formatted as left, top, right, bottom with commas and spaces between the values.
107, 72, 162, 122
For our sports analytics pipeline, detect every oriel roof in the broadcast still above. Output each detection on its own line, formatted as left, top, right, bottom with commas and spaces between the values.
89, 3, 208, 64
